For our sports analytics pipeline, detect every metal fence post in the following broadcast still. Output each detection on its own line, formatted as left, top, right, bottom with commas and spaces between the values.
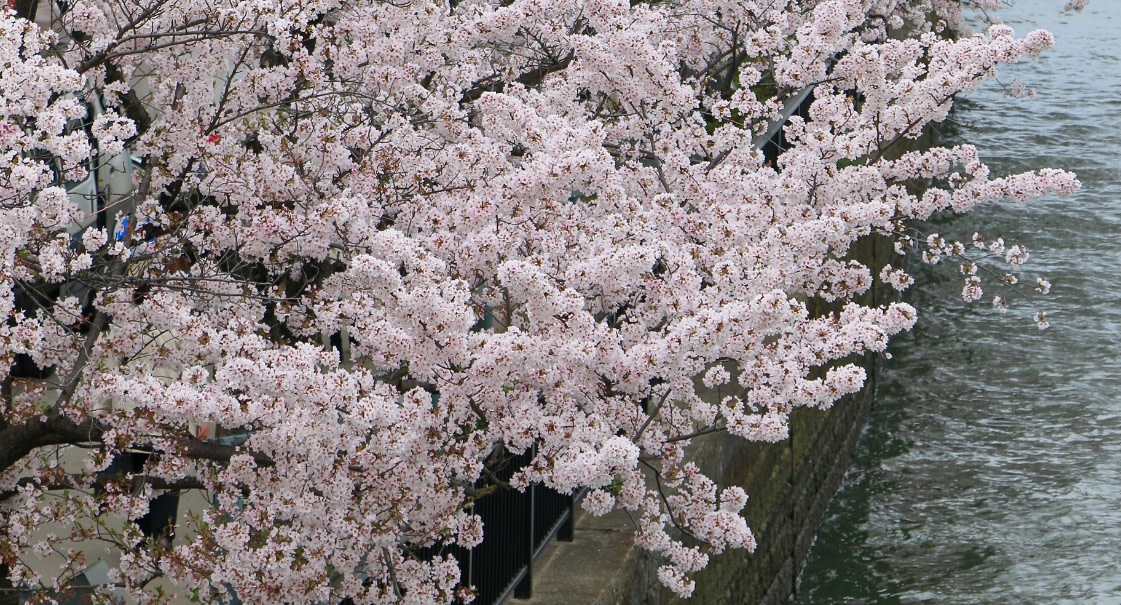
558, 492, 575, 542
514, 470, 535, 598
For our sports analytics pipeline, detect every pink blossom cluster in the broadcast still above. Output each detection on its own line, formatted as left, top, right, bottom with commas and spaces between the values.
0, 0, 1080, 602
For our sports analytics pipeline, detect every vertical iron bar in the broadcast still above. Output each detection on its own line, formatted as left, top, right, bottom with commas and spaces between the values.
514, 481, 534, 598
558, 492, 575, 542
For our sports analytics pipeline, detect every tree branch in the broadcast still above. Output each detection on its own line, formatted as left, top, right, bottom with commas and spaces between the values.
1, 473, 206, 502
0, 414, 103, 476
460, 51, 575, 104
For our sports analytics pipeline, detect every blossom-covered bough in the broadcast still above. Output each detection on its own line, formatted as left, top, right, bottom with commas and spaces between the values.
0, 0, 1084, 603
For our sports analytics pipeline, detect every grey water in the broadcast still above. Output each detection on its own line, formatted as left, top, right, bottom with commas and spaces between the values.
793, 2, 1121, 603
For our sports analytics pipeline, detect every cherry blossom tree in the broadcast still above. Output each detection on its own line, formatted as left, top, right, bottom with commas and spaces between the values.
0, 0, 1082, 603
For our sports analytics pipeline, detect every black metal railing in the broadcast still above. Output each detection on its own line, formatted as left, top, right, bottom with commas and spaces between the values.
469, 456, 575, 604
415, 447, 577, 605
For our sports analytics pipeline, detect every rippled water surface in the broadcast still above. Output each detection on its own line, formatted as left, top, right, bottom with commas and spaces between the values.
794, 2, 1121, 603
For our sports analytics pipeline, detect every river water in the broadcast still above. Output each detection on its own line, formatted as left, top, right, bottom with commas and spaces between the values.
793, 2, 1121, 603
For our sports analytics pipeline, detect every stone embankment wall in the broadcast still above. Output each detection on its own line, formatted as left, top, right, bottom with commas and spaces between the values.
519, 234, 896, 605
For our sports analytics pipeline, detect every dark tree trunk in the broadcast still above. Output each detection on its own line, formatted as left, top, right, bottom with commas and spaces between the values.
0, 562, 19, 605
11, 0, 36, 22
